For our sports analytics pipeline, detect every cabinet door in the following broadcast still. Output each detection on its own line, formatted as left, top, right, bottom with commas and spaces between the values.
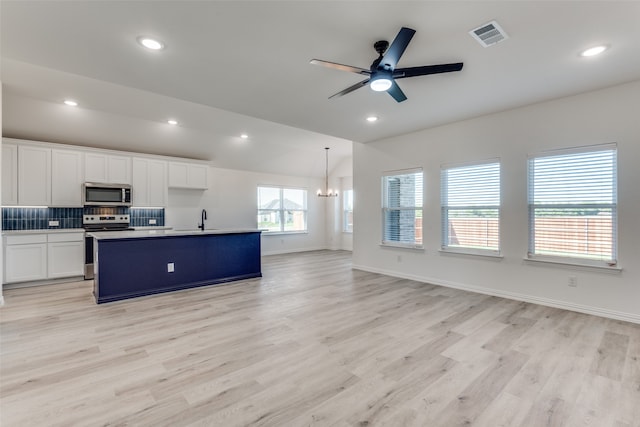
51, 150, 83, 206
132, 158, 150, 206
168, 162, 189, 188
188, 164, 208, 189
84, 153, 131, 184
2, 143, 18, 205
5, 243, 47, 283
108, 155, 131, 184
147, 160, 167, 206
18, 146, 51, 206
48, 241, 84, 278
169, 162, 208, 189
84, 153, 108, 183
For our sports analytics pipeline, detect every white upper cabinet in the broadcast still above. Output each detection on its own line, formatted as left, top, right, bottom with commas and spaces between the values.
51, 149, 84, 207
168, 162, 208, 189
132, 157, 167, 207
84, 153, 131, 184
2, 143, 18, 205
18, 145, 51, 206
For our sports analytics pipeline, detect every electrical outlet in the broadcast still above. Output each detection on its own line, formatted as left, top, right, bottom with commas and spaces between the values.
149, 219, 157, 225
167, 263, 175, 273
568, 276, 578, 287
48, 220, 59, 227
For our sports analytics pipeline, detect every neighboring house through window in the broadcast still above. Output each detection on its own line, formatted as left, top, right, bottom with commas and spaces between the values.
257, 186, 307, 232
382, 168, 423, 248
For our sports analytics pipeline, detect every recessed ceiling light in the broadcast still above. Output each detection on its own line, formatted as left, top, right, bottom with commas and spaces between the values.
64, 100, 78, 107
167, 119, 178, 125
240, 134, 249, 139
580, 45, 608, 57
366, 116, 378, 122
137, 37, 164, 51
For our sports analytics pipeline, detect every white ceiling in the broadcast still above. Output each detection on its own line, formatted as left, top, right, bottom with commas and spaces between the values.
2, 1, 640, 177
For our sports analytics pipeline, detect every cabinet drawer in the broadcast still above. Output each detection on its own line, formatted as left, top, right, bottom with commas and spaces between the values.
47, 232, 85, 243
5, 234, 47, 245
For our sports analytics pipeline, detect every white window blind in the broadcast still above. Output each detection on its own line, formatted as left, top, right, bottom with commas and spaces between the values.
528, 145, 617, 265
343, 190, 353, 233
382, 169, 423, 247
257, 186, 307, 233
441, 161, 500, 254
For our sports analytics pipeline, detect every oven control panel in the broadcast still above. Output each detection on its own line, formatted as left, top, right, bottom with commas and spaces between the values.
83, 214, 130, 225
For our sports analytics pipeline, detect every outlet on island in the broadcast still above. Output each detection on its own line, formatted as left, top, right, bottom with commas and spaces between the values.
167, 262, 175, 273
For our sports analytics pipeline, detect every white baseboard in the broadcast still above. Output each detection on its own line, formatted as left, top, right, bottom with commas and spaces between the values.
262, 246, 329, 256
352, 264, 640, 325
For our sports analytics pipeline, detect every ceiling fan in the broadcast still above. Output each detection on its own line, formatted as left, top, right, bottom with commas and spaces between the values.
310, 27, 464, 103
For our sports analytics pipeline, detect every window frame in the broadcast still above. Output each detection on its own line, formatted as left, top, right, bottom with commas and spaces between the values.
257, 185, 308, 234
527, 143, 618, 268
381, 168, 424, 249
440, 159, 501, 257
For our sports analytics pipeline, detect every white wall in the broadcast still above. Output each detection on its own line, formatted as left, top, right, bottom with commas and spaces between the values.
326, 153, 353, 251
0, 82, 4, 305
166, 166, 329, 255
353, 79, 640, 323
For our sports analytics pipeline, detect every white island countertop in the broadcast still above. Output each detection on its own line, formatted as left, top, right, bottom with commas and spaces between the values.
89, 228, 263, 240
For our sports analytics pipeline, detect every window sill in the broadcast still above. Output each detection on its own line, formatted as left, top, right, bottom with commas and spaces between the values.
524, 256, 622, 272
439, 248, 503, 259
380, 242, 424, 251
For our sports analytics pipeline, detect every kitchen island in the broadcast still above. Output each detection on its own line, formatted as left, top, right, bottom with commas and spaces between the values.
90, 229, 262, 303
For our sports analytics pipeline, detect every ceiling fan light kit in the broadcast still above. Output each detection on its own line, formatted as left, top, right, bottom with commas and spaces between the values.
369, 74, 393, 92
311, 26, 464, 102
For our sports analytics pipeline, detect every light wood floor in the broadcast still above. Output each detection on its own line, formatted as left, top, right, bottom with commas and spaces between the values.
1, 250, 639, 426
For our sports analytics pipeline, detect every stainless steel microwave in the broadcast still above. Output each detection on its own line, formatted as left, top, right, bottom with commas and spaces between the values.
82, 183, 132, 206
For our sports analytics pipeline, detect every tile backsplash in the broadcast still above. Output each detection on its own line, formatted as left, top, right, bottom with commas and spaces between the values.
2, 207, 83, 230
130, 208, 165, 227
2, 207, 165, 230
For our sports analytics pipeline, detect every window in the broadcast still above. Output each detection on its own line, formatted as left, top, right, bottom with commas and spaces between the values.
343, 189, 353, 233
257, 186, 307, 233
528, 144, 617, 266
382, 169, 423, 247
441, 161, 500, 254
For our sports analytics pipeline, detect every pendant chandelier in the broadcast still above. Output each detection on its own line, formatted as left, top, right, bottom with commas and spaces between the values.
317, 147, 338, 198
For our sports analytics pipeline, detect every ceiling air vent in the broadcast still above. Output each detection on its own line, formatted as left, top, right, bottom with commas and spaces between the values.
469, 20, 508, 47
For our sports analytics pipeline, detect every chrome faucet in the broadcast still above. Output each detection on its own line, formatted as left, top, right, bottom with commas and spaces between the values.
198, 209, 207, 231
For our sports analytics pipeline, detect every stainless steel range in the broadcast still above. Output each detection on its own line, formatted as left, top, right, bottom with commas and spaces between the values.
83, 214, 132, 279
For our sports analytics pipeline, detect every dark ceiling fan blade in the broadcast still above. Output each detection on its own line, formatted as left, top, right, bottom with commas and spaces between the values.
328, 78, 370, 99
379, 27, 416, 70
310, 59, 371, 75
387, 80, 407, 103
393, 62, 464, 79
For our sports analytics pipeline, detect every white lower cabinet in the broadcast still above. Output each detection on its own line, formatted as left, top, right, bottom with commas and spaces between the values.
47, 233, 84, 278
3, 232, 85, 284
4, 234, 48, 283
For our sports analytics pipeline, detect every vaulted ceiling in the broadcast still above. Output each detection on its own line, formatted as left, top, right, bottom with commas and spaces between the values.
2, 1, 639, 177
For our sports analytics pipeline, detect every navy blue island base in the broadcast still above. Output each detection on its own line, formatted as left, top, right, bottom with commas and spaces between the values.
92, 230, 262, 303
